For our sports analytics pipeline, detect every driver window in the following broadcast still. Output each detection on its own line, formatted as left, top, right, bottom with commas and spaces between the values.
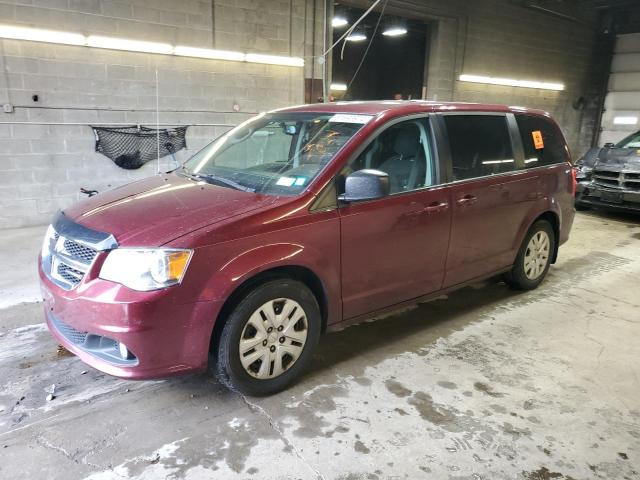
347, 118, 434, 194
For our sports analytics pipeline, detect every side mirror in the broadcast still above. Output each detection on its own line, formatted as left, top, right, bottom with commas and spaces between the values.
338, 169, 390, 203
603, 142, 615, 149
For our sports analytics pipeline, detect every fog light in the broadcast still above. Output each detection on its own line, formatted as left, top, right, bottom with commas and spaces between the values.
118, 342, 130, 360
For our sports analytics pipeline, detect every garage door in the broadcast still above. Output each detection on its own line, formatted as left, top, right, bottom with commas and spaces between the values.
600, 33, 640, 146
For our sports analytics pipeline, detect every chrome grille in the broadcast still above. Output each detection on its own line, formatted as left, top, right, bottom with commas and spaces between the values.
593, 170, 621, 188
63, 239, 98, 264
42, 228, 99, 290
57, 263, 84, 285
593, 169, 640, 191
624, 172, 640, 192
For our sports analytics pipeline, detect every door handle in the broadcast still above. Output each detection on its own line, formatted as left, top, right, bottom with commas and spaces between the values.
424, 201, 449, 214
456, 194, 477, 206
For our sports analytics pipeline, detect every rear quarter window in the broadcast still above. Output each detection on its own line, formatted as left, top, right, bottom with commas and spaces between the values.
515, 114, 568, 168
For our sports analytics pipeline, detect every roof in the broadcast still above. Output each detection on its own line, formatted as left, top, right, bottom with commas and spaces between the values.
275, 100, 549, 118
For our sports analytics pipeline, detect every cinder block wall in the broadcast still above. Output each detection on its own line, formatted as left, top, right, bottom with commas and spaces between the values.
419, 0, 603, 158
458, 2, 601, 160
0, 0, 321, 228
345, 0, 604, 158
0, 0, 607, 229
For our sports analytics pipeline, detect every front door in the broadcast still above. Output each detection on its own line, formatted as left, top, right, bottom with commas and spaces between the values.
339, 117, 451, 319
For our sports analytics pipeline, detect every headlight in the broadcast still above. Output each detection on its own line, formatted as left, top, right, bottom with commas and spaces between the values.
41, 224, 56, 259
99, 248, 193, 291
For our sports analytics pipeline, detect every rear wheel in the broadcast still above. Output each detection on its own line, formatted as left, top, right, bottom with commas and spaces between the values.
504, 220, 555, 291
215, 279, 320, 396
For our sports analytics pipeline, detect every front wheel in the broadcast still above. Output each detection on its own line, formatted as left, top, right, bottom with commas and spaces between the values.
504, 220, 555, 291
215, 279, 321, 396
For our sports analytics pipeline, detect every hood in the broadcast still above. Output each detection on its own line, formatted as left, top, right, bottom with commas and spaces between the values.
586, 147, 640, 171
63, 174, 280, 246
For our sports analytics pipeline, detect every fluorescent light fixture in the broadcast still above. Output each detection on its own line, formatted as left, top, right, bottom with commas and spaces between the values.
382, 27, 407, 37
0, 23, 304, 68
613, 116, 638, 125
245, 53, 304, 67
332, 17, 349, 28
346, 31, 367, 42
0, 24, 85, 45
330, 83, 348, 91
174, 46, 245, 62
459, 74, 565, 91
87, 35, 173, 54
525, 158, 539, 164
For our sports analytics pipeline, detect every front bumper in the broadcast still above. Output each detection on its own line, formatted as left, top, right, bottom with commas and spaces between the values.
40, 266, 221, 379
575, 181, 640, 213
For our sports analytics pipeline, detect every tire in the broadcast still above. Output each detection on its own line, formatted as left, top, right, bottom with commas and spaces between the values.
504, 220, 555, 291
575, 202, 590, 211
215, 279, 321, 396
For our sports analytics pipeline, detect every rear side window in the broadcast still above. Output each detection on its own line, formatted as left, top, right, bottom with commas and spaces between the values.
443, 115, 515, 181
515, 114, 568, 168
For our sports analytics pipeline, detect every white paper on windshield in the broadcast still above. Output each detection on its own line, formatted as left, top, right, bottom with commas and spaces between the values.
328, 114, 373, 124
276, 177, 296, 187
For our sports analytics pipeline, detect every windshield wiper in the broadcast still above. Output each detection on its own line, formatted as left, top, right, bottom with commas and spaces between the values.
190, 173, 255, 193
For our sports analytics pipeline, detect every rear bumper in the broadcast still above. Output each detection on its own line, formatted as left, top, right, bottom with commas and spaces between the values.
40, 266, 221, 380
576, 181, 640, 213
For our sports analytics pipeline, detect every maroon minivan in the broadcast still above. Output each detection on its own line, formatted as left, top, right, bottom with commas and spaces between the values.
39, 101, 576, 395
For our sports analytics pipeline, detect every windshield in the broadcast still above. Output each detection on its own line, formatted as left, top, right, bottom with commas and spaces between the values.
615, 131, 640, 148
181, 112, 371, 195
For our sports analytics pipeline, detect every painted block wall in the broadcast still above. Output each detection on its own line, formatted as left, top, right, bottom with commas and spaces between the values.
0, 0, 320, 228
0, 0, 609, 228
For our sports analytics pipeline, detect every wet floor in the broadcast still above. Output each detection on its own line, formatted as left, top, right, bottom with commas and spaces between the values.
0, 210, 639, 479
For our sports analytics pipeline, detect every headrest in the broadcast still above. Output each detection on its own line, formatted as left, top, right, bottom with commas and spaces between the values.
394, 128, 420, 158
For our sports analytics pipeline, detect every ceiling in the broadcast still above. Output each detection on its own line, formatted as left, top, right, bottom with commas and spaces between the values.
336, 1, 640, 34
517, 0, 640, 33
586, 0, 640, 8
587, 0, 640, 34
333, 2, 429, 36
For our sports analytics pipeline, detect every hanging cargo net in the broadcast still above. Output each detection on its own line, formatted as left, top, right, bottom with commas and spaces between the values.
92, 125, 189, 170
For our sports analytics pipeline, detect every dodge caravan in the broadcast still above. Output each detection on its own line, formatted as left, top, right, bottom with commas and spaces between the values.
39, 101, 576, 395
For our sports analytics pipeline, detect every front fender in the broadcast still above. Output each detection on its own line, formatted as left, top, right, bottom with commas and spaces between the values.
198, 241, 341, 325
219, 242, 309, 292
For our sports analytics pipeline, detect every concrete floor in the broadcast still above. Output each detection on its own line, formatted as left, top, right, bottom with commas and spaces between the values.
0, 211, 639, 480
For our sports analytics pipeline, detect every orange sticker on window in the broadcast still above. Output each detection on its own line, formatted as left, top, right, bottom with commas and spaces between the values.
532, 130, 544, 149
